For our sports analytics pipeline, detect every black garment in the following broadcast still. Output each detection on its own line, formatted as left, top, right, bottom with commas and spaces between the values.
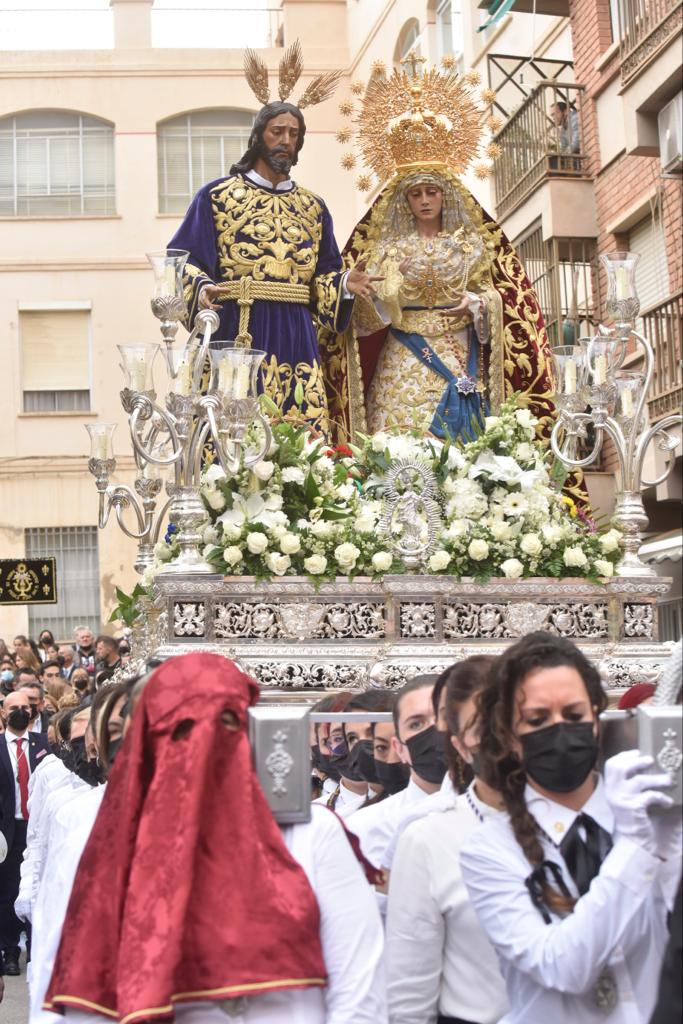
650, 875, 683, 1024
559, 812, 613, 896
437, 1016, 480, 1024
0, 818, 28, 952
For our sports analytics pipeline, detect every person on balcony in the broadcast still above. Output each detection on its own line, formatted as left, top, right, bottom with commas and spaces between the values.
550, 101, 580, 155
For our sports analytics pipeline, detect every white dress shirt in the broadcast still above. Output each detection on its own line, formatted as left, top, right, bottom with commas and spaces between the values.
460, 777, 671, 1024
5, 728, 32, 818
383, 773, 456, 871
386, 783, 507, 1024
313, 780, 369, 819
57, 804, 386, 1024
346, 778, 431, 868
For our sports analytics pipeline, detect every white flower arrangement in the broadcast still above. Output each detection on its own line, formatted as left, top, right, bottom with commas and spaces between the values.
147, 397, 623, 586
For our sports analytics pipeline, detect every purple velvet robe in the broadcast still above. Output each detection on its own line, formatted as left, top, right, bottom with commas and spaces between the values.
169, 172, 353, 436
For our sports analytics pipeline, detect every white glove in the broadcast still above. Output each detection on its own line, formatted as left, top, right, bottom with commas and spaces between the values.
604, 749, 673, 854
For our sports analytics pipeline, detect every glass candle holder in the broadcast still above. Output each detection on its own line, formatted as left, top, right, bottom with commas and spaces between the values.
550, 344, 588, 411
584, 334, 621, 387
167, 344, 195, 397
86, 422, 116, 461
118, 343, 159, 393
614, 370, 644, 423
209, 342, 266, 401
146, 249, 189, 301
600, 250, 640, 326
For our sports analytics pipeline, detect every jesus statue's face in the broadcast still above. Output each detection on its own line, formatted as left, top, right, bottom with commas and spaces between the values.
406, 183, 443, 230
260, 113, 301, 175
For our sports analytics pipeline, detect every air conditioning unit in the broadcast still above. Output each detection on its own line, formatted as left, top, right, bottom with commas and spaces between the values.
658, 92, 682, 177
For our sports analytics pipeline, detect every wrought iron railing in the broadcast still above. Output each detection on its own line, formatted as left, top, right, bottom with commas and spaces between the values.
644, 290, 683, 421
493, 82, 588, 220
618, 0, 683, 83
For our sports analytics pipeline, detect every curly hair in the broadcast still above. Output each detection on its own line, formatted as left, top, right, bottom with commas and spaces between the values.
435, 655, 496, 790
478, 632, 607, 914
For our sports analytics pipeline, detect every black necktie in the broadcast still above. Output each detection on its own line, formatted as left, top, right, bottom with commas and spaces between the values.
559, 813, 613, 896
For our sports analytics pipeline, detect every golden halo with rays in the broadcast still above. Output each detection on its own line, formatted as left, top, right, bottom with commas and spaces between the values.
353, 66, 488, 183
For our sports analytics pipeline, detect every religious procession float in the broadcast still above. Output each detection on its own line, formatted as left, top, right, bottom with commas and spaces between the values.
85, 48, 681, 709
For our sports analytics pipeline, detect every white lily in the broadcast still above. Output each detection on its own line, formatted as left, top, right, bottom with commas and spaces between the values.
217, 493, 284, 530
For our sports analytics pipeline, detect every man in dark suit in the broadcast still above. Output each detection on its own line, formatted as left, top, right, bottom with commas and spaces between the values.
0, 689, 50, 976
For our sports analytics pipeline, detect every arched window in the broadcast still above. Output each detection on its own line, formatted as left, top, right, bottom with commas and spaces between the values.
394, 18, 422, 70
157, 109, 255, 215
0, 110, 115, 217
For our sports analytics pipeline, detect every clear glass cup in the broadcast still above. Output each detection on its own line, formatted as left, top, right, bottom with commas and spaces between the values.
146, 249, 189, 301
85, 422, 116, 461
550, 344, 588, 412
118, 343, 159, 392
208, 342, 266, 401
600, 250, 640, 325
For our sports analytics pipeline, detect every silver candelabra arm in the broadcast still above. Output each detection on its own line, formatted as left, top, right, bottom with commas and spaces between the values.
191, 309, 220, 393
550, 412, 604, 469
635, 413, 682, 489
125, 391, 183, 467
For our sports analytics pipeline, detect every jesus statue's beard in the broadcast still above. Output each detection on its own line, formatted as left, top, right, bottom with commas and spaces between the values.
261, 143, 294, 176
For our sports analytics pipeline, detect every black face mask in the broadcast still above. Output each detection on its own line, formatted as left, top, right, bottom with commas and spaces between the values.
405, 725, 448, 785
374, 757, 411, 794
311, 743, 325, 773
350, 740, 380, 785
316, 751, 341, 782
520, 721, 598, 794
7, 707, 31, 732
331, 743, 366, 783
69, 736, 102, 787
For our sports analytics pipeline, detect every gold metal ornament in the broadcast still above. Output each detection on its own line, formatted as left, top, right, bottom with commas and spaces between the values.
336, 128, 352, 144
242, 39, 342, 111
278, 40, 304, 101
465, 69, 481, 85
371, 59, 387, 76
488, 115, 503, 133
339, 99, 354, 117
487, 142, 502, 159
481, 87, 496, 105
350, 80, 365, 96
474, 163, 491, 179
356, 174, 373, 192
341, 153, 356, 170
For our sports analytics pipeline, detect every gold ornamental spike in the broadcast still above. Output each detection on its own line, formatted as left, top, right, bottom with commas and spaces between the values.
278, 39, 304, 101
297, 69, 344, 110
244, 48, 270, 105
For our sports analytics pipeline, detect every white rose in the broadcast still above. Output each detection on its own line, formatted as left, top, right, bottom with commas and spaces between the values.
485, 416, 501, 430
542, 523, 564, 545
304, 554, 327, 575
599, 529, 622, 553
264, 493, 284, 511
442, 476, 458, 495
515, 442, 533, 461
371, 432, 389, 453
223, 545, 243, 567
355, 514, 375, 534
372, 551, 393, 573
335, 542, 361, 571
270, 523, 288, 540
310, 519, 333, 539
468, 539, 490, 561
265, 552, 291, 576
282, 466, 305, 485
204, 463, 227, 483
563, 545, 588, 568
491, 521, 512, 541
202, 524, 219, 545
520, 533, 542, 557
280, 533, 301, 555
205, 488, 226, 511
500, 557, 524, 579
446, 446, 466, 471
222, 522, 242, 542
336, 482, 355, 502
594, 558, 614, 577
445, 520, 468, 540
141, 565, 157, 589
246, 531, 269, 554
153, 541, 171, 560
252, 460, 275, 482
515, 408, 535, 428
429, 550, 451, 572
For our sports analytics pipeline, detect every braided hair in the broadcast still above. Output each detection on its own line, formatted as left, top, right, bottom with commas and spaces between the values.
477, 632, 607, 915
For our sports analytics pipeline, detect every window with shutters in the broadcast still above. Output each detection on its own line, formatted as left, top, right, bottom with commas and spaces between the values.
157, 110, 254, 215
394, 19, 421, 69
0, 111, 115, 217
26, 526, 101, 641
628, 214, 670, 315
437, 1, 464, 69
20, 306, 91, 413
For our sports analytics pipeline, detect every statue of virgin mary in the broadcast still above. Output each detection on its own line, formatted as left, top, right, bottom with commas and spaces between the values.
319, 60, 555, 446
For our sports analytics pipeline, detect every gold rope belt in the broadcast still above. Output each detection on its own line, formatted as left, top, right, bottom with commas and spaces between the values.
215, 278, 311, 347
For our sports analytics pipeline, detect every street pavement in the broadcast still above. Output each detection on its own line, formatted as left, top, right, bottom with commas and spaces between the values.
2, 951, 29, 1022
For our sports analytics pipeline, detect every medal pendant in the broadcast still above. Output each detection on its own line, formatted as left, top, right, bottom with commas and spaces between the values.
218, 996, 248, 1017
593, 968, 618, 1011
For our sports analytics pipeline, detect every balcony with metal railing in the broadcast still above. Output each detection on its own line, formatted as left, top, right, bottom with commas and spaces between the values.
618, 0, 683, 84
644, 290, 683, 422
492, 82, 589, 221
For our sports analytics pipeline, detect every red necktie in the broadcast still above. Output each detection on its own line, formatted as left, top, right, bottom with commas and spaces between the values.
16, 738, 29, 820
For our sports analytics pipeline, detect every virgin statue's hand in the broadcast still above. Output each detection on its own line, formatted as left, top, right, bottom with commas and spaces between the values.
198, 284, 222, 311
441, 292, 472, 319
346, 261, 384, 302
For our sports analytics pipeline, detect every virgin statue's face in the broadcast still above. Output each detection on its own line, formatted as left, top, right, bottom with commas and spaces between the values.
405, 183, 443, 227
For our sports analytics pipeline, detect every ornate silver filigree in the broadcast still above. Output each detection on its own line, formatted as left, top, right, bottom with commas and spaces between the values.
624, 603, 654, 639
400, 602, 437, 638
377, 458, 442, 569
213, 601, 386, 641
173, 602, 206, 637
657, 729, 683, 774
278, 603, 329, 640
504, 602, 549, 635
265, 729, 295, 795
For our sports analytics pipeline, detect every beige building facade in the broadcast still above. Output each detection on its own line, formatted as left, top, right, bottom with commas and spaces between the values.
0, 0, 678, 640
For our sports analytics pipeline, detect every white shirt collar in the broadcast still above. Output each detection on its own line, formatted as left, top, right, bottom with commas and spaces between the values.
7, 729, 29, 744
245, 168, 294, 192
525, 774, 613, 845
466, 780, 501, 821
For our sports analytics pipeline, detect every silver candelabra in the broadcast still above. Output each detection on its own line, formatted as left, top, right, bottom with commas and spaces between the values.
550, 251, 682, 577
86, 249, 272, 576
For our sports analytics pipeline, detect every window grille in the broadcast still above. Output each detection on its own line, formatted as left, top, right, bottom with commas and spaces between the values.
25, 526, 101, 642
157, 110, 254, 215
0, 111, 115, 217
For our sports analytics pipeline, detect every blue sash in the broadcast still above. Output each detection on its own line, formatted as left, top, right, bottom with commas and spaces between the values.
392, 325, 488, 441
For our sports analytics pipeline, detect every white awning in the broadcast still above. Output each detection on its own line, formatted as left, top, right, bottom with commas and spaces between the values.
639, 532, 683, 563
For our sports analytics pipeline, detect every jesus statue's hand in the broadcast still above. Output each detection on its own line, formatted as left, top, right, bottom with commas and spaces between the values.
198, 284, 222, 311
346, 261, 384, 302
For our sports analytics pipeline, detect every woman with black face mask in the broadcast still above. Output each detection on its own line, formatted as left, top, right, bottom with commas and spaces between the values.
460, 632, 679, 1024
